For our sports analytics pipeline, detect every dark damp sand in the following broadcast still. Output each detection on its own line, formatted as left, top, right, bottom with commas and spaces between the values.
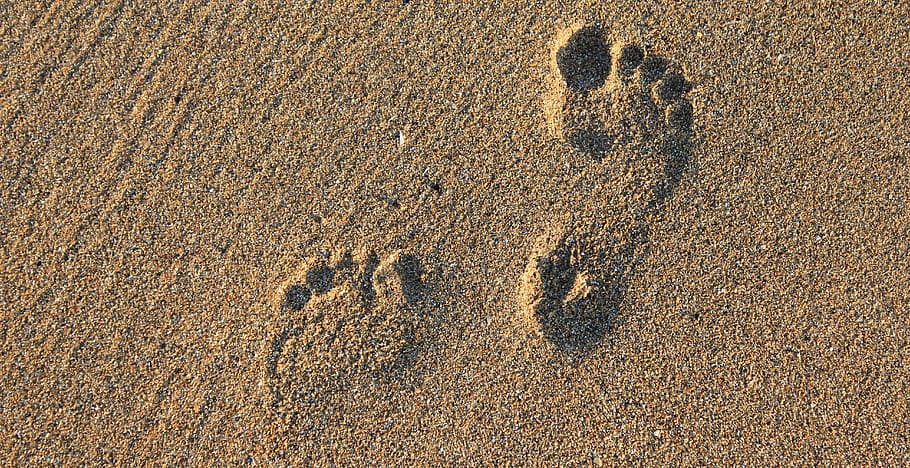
2, 1, 910, 465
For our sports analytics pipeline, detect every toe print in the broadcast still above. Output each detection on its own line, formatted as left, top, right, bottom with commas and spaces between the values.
527, 25, 696, 354
282, 284, 311, 311
613, 43, 644, 76
544, 24, 693, 160
264, 249, 425, 409
555, 25, 611, 93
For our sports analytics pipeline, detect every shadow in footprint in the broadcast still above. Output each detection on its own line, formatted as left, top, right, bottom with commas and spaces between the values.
652, 100, 694, 209
565, 124, 611, 158
521, 225, 646, 354
524, 235, 617, 353
265, 251, 430, 412
555, 124, 692, 354
550, 26, 694, 165
528, 29, 695, 354
283, 284, 311, 311
556, 25, 611, 94
393, 253, 425, 305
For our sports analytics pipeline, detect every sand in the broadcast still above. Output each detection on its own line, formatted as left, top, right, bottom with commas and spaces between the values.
3, 0, 910, 464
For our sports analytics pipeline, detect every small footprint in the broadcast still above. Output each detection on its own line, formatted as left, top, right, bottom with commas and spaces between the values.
525, 25, 694, 353
263, 249, 424, 408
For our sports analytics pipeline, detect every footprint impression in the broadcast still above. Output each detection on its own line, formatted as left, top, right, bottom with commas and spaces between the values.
523, 24, 694, 353
264, 249, 424, 408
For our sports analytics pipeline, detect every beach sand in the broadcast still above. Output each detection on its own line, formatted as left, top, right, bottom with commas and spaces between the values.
3, 1, 910, 464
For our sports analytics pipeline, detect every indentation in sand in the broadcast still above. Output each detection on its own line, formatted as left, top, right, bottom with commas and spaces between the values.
543, 24, 694, 160
264, 249, 424, 408
525, 24, 697, 354
518, 229, 619, 353
555, 25, 611, 93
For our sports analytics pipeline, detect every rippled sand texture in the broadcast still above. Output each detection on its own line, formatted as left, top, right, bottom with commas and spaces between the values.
3, 2, 910, 465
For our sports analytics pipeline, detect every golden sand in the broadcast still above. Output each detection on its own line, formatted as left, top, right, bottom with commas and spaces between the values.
3, 1, 910, 464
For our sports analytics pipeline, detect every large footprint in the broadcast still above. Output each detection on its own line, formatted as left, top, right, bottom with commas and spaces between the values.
264, 249, 424, 408
525, 25, 694, 353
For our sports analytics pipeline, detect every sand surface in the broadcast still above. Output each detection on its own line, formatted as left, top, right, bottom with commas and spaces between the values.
3, 1, 910, 464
